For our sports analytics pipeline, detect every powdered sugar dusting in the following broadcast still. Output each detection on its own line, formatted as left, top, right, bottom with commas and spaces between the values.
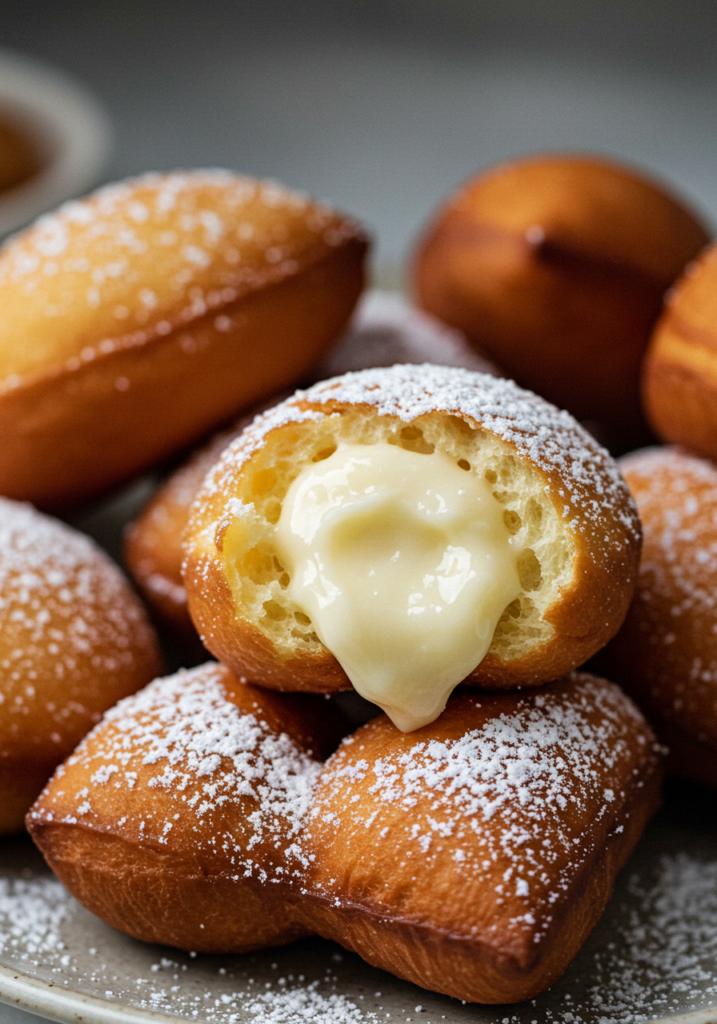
0, 862, 377, 1021
0, 875, 72, 957
575, 851, 717, 1024
2, 170, 309, 286
1, 830, 714, 1022
32, 664, 322, 877
0, 497, 157, 732
202, 364, 637, 547
621, 445, 717, 622
0, 168, 362, 386
616, 445, 717, 740
309, 676, 655, 947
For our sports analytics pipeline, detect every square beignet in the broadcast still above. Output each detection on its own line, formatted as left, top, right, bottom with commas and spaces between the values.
183, 364, 641, 730
27, 668, 661, 1005
300, 673, 662, 1003
27, 662, 346, 954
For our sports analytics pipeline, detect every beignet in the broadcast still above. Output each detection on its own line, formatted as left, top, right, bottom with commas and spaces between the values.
124, 291, 501, 642
598, 446, 717, 787
0, 497, 163, 834
414, 153, 709, 447
302, 673, 662, 1003
183, 364, 640, 730
28, 663, 346, 953
0, 169, 367, 508
643, 242, 717, 462
123, 420, 254, 643
28, 667, 662, 1004
313, 289, 502, 380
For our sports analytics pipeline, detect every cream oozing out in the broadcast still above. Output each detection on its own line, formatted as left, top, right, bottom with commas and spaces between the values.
273, 443, 522, 731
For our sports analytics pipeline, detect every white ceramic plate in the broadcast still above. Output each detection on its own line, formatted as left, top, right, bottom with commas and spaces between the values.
0, 48, 112, 238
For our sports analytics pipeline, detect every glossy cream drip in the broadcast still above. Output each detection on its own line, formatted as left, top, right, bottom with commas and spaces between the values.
274, 443, 522, 732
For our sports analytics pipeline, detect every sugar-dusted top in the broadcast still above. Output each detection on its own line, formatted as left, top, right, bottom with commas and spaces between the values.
323, 675, 645, 819
621, 445, 717, 613
36, 664, 322, 878
0, 168, 364, 386
0, 497, 156, 732
201, 363, 638, 544
618, 446, 717, 720
308, 674, 656, 944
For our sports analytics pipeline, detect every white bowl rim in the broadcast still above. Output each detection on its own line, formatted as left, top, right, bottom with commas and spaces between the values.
0, 48, 112, 238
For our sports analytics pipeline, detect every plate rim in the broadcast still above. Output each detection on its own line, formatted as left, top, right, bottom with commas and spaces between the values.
0, 963, 184, 1024
1, 958, 716, 1024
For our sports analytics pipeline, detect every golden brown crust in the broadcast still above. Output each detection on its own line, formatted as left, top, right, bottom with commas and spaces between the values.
0, 497, 163, 834
414, 154, 709, 443
124, 427, 240, 636
300, 674, 662, 1002
597, 446, 717, 787
0, 170, 368, 508
27, 670, 662, 1002
123, 410, 276, 643
28, 662, 347, 952
643, 243, 717, 460
183, 364, 641, 694
33, 825, 308, 954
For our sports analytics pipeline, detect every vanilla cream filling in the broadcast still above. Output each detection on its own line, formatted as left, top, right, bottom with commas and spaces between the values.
274, 443, 522, 732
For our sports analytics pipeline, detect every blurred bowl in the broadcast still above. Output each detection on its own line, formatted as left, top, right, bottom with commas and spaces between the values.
0, 48, 112, 238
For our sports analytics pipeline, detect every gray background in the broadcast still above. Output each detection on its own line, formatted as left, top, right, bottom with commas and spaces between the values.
1, 2, 717, 1020
2, 0, 717, 276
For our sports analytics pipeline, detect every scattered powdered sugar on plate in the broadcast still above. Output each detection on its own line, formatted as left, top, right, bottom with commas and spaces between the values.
581, 851, 717, 1024
0, 826, 715, 1023
240, 983, 375, 1023
0, 874, 73, 958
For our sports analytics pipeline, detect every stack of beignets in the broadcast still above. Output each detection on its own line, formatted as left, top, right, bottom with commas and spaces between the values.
8, 161, 673, 1007
28, 663, 662, 1004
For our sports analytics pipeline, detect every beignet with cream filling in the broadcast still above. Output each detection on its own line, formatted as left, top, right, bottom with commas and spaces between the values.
124, 291, 501, 642
183, 364, 641, 731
